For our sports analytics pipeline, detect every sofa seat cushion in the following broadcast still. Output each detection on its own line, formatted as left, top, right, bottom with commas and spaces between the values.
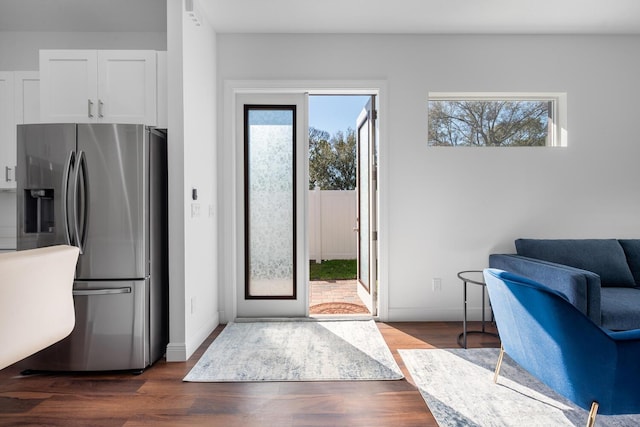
515, 239, 636, 287
600, 287, 640, 330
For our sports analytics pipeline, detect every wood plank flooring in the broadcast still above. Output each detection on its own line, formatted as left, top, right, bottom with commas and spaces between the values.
0, 322, 499, 426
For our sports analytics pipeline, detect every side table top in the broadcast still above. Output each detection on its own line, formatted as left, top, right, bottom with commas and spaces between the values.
457, 270, 485, 286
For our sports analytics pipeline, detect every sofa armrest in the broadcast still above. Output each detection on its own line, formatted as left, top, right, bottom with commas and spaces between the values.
607, 328, 640, 341
489, 254, 602, 325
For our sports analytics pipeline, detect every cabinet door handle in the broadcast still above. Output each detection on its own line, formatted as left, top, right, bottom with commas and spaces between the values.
88, 99, 94, 118
98, 99, 104, 118
4, 166, 10, 182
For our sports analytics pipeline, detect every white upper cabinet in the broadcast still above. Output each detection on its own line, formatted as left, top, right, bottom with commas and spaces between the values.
0, 72, 15, 189
39, 50, 97, 123
40, 50, 157, 125
97, 50, 157, 125
14, 71, 40, 124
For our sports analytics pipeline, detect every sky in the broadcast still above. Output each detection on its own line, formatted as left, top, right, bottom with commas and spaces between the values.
308, 95, 370, 136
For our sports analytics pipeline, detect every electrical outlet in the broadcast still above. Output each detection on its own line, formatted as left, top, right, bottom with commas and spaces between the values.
432, 278, 442, 291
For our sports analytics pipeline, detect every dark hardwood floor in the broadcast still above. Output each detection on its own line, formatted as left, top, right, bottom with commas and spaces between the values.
0, 322, 499, 426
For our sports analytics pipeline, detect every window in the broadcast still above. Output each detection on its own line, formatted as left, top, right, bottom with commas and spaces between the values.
428, 93, 566, 147
244, 105, 297, 299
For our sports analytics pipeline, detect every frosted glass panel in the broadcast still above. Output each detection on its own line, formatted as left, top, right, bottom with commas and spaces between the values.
245, 107, 296, 298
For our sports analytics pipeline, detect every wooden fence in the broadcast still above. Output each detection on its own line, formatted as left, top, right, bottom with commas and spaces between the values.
308, 189, 357, 263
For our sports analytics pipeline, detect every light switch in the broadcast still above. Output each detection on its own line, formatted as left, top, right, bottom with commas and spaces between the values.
191, 203, 200, 218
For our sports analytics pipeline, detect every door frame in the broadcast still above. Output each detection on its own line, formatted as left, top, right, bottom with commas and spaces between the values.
220, 80, 389, 322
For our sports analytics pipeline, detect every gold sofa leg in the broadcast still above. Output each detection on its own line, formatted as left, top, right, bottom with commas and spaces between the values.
493, 345, 505, 384
492, 347, 599, 426
586, 401, 598, 427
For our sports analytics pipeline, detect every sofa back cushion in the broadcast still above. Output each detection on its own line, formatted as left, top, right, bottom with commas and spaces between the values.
515, 239, 636, 287
618, 239, 640, 286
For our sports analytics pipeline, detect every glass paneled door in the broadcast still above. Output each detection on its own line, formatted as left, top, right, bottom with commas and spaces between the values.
236, 94, 308, 318
356, 96, 378, 315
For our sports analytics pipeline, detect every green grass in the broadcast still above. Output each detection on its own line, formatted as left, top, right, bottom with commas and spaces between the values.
309, 259, 357, 281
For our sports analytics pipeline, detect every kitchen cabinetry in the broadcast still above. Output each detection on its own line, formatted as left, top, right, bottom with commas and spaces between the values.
14, 71, 40, 124
156, 51, 168, 129
0, 71, 41, 190
40, 50, 157, 125
0, 72, 15, 190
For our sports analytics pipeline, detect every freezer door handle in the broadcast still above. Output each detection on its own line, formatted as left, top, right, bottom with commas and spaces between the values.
62, 150, 75, 246
73, 287, 132, 296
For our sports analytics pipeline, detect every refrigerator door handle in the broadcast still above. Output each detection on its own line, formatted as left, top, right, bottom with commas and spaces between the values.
73, 150, 88, 254
62, 150, 75, 246
73, 287, 132, 296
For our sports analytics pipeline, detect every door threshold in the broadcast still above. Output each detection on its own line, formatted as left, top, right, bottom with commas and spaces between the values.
309, 314, 374, 321
234, 316, 376, 323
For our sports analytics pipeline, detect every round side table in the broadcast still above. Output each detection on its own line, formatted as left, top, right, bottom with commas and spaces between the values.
457, 270, 498, 348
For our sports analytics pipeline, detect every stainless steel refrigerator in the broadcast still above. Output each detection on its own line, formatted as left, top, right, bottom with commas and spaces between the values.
16, 123, 168, 372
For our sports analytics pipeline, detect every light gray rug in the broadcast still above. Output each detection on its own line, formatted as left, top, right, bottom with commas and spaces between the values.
399, 348, 640, 427
184, 320, 403, 382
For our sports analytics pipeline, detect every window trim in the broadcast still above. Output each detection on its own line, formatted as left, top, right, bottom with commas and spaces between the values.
428, 92, 567, 147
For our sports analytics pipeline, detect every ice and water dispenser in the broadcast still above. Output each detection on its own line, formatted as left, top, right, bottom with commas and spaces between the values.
24, 188, 55, 233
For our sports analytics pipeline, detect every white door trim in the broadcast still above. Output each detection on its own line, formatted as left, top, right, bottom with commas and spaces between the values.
220, 80, 389, 322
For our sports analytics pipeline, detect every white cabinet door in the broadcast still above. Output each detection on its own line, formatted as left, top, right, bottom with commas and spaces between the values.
0, 72, 15, 189
97, 51, 157, 125
40, 50, 98, 123
14, 71, 40, 124
156, 51, 168, 129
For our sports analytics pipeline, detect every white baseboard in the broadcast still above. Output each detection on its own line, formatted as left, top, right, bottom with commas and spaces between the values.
165, 312, 220, 362
165, 342, 187, 362
387, 307, 493, 322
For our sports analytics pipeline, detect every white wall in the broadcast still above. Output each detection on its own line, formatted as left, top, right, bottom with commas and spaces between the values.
0, 31, 166, 70
165, 0, 218, 361
217, 34, 640, 321
181, 5, 218, 356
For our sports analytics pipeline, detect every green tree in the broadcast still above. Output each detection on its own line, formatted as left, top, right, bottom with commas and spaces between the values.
309, 127, 356, 190
309, 127, 333, 189
428, 100, 549, 147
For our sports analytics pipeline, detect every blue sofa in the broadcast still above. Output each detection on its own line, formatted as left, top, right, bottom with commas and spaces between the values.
489, 239, 640, 331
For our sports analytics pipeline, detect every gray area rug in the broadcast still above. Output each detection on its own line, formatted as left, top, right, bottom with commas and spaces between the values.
399, 348, 640, 427
184, 320, 403, 382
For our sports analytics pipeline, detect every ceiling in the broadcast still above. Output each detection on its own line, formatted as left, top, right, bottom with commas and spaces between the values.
202, 0, 640, 34
1, 0, 639, 35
